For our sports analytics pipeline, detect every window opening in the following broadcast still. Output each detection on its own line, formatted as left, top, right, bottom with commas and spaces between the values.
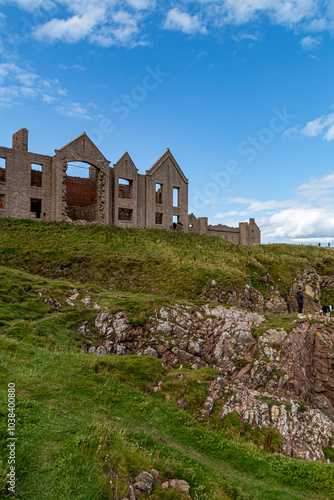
173, 187, 179, 207
31, 163, 42, 187
155, 213, 163, 225
30, 198, 42, 219
118, 208, 133, 221
0, 194, 4, 209
118, 178, 133, 199
156, 183, 163, 204
0, 158, 6, 183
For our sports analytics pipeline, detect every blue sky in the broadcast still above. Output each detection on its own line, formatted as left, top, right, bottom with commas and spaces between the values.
1, 0, 334, 244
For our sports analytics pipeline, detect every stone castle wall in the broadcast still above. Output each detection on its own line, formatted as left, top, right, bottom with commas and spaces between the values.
188, 214, 261, 245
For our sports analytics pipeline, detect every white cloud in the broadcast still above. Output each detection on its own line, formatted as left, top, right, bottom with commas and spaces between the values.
32, 2, 151, 47
163, 8, 207, 34
58, 64, 85, 70
297, 172, 334, 200
0, 62, 66, 106
282, 125, 301, 138
0, 62, 94, 120
227, 169, 334, 243
283, 109, 334, 142
261, 207, 334, 240
34, 9, 105, 43
90, 11, 142, 47
230, 196, 297, 212
26, 0, 153, 47
2, 0, 334, 47
301, 113, 334, 137
42, 93, 55, 103
300, 35, 322, 50
213, 210, 247, 217
55, 101, 92, 119
203, 0, 320, 27
231, 31, 262, 43
2, 0, 55, 10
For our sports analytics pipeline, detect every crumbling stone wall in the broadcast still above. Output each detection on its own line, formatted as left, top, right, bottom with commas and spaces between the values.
188, 214, 261, 244
65, 175, 97, 222
208, 224, 240, 244
65, 176, 97, 207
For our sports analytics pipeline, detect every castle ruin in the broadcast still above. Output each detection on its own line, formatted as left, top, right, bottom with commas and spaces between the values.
0, 128, 260, 244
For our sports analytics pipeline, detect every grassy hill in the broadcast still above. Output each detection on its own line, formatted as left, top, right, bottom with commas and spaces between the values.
0, 219, 334, 300
1, 220, 334, 499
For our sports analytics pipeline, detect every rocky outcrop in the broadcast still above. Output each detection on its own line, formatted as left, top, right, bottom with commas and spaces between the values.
120, 470, 190, 499
320, 275, 334, 291
287, 270, 321, 313
200, 280, 288, 315
219, 383, 334, 461
200, 269, 329, 315
81, 302, 334, 461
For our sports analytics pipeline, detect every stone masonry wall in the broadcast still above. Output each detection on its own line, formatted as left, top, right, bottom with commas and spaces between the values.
65, 176, 97, 208
188, 213, 261, 244
67, 204, 97, 222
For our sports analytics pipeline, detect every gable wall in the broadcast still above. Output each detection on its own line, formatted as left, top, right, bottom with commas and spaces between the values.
145, 156, 188, 231
113, 155, 138, 227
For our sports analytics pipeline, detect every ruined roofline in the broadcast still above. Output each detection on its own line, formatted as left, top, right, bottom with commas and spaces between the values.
113, 151, 138, 171
146, 148, 189, 184
56, 132, 110, 163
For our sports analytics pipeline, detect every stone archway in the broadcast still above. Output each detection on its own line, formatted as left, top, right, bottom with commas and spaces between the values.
54, 133, 109, 224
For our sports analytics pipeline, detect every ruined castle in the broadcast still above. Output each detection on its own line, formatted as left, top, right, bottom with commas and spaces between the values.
0, 128, 260, 244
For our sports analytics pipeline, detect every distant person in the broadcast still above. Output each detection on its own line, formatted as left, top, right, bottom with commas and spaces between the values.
328, 243, 331, 247
172, 222, 177, 230
297, 286, 304, 315
318, 243, 321, 247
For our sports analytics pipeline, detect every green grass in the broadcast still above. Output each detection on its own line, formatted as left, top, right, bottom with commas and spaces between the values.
1, 336, 333, 500
0, 266, 334, 499
0, 218, 334, 300
1, 221, 334, 499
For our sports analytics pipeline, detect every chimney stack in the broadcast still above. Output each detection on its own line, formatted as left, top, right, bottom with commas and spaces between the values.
12, 128, 28, 152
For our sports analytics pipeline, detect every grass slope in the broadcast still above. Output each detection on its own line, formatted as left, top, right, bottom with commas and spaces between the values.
0, 266, 333, 499
1, 219, 334, 300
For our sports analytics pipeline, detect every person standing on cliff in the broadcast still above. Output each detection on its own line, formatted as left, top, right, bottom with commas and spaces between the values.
297, 286, 304, 315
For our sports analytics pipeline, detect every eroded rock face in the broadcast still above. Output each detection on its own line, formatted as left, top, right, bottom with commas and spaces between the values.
241, 322, 334, 420
200, 268, 329, 315
82, 303, 334, 461
85, 306, 334, 416
87, 304, 266, 371
287, 270, 321, 313
200, 282, 288, 315
220, 383, 334, 461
